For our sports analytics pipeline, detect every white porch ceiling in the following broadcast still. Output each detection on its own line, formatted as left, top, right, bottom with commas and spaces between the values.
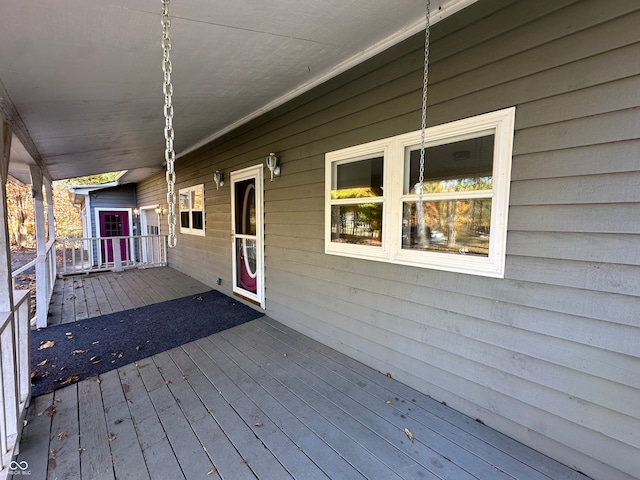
0, 0, 474, 184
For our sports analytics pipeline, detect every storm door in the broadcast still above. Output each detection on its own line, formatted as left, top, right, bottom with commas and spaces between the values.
99, 210, 130, 263
230, 165, 264, 307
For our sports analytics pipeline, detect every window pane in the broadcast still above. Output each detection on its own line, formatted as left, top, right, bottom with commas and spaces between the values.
180, 211, 190, 228
192, 211, 203, 230
331, 204, 382, 246
236, 238, 257, 294
406, 135, 494, 194
179, 192, 190, 211
234, 179, 256, 235
192, 188, 203, 210
402, 199, 491, 256
332, 156, 383, 199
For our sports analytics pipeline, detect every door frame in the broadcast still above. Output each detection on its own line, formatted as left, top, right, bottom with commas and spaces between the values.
139, 204, 161, 263
94, 208, 134, 265
230, 164, 265, 308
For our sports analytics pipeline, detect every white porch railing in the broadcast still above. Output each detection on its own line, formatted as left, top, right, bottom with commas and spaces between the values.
0, 290, 30, 478
11, 239, 57, 328
56, 235, 167, 275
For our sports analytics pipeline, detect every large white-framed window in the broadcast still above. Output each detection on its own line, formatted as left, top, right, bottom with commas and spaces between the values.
179, 184, 205, 236
325, 107, 515, 278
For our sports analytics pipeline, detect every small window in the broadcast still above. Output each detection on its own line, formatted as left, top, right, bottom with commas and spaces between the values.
330, 155, 384, 248
179, 184, 205, 236
325, 108, 515, 277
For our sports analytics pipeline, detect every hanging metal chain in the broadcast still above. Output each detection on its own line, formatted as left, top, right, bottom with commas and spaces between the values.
415, 0, 431, 247
162, 0, 177, 247
418, 0, 430, 193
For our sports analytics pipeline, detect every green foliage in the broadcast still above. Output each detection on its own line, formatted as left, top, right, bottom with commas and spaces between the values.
6, 172, 121, 245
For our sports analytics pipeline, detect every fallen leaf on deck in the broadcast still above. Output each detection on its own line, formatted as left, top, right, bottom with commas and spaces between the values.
31, 369, 41, 380
283, 353, 287, 357
61, 374, 80, 385
44, 405, 56, 417
385, 400, 392, 405
386, 372, 392, 378
72, 349, 88, 355
203, 446, 207, 452
107, 433, 116, 442
66, 335, 74, 339
58, 431, 68, 441
90, 356, 102, 364
207, 467, 217, 475
39, 340, 55, 350
165, 380, 172, 385
37, 359, 48, 366
23, 419, 28, 427
253, 422, 264, 427
135, 345, 141, 351
404, 428, 415, 442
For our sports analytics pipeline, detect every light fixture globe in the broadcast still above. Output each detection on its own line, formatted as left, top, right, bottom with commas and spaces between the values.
265, 152, 280, 181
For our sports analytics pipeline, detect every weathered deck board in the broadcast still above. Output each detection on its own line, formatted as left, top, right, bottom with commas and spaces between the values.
178, 341, 362, 480
258, 317, 588, 480
136, 355, 220, 479
100, 369, 151, 480
248, 320, 528, 479
47, 383, 80, 479
15, 393, 53, 478
199, 334, 403, 480
78, 376, 115, 479
118, 362, 184, 480
21, 273, 592, 479
48, 267, 211, 326
230, 325, 478, 480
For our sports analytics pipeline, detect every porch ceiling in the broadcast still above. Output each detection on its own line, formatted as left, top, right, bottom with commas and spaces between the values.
0, 0, 475, 184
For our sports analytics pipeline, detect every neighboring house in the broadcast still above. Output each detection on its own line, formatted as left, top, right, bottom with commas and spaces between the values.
69, 182, 136, 242
68, 182, 148, 268
135, 2, 640, 480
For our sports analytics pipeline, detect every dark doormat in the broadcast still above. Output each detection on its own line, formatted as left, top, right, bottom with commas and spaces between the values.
30, 290, 263, 397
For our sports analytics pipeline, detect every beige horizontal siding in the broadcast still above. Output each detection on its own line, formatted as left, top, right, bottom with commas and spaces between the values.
136, 1, 640, 478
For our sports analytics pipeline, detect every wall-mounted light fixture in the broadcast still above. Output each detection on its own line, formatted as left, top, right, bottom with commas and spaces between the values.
133, 207, 140, 216
265, 152, 280, 181
155, 205, 163, 216
214, 170, 224, 190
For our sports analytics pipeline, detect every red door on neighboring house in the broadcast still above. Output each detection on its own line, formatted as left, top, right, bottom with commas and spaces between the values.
99, 211, 129, 263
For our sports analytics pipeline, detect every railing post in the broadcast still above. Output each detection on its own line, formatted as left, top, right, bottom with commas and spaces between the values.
113, 239, 123, 272
0, 118, 14, 315
30, 166, 48, 328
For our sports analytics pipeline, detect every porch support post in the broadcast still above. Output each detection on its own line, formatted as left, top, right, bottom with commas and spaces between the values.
44, 177, 55, 241
29, 165, 47, 328
0, 118, 13, 314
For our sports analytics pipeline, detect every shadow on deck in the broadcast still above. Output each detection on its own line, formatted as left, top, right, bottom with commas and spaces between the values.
14, 270, 589, 479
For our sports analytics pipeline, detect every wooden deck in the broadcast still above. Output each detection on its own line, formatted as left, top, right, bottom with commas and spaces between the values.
47, 267, 211, 325
17, 282, 589, 480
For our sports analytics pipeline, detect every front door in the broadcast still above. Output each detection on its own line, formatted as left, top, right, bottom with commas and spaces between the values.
99, 211, 130, 263
231, 165, 264, 307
